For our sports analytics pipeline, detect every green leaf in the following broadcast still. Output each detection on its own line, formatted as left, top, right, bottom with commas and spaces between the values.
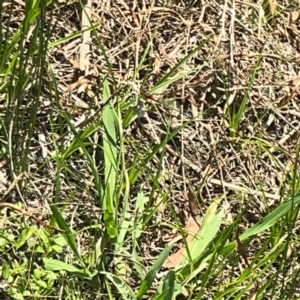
51, 244, 63, 253
137, 245, 172, 299
133, 192, 147, 240
155, 276, 185, 300
158, 271, 176, 300
37, 228, 49, 248
177, 200, 224, 283
50, 205, 85, 267
43, 258, 92, 280
63, 123, 102, 159
152, 290, 170, 300
35, 245, 45, 253
151, 65, 206, 93
102, 79, 118, 238
151, 38, 211, 93
0, 234, 11, 247
101, 271, 136, 300
241, 192, 300, 240
53, 235, 68, 247
46, 24, 100, 52
220, 191, 300, 256
183, 202, 224, 265
15, 226, 38, 250
44, 258, 81, 272
2, 261, 10, 279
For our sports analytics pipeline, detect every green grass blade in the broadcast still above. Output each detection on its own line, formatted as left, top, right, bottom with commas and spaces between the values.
152, 37, 212, 91
157, 270, 176, 300
44, 258, 92, 279
240, 192, 300, 240
102, 79, 118, 238
50, 205, 85, 266
137, 245, 172, 299
220, 191, 300, 256
49, 69, 104, 198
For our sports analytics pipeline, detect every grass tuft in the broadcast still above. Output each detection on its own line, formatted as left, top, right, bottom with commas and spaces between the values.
1, 1, 300, 299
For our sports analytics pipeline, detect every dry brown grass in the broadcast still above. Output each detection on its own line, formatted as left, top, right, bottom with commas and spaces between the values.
50, 1, 300, 297
1, 0, 300, 298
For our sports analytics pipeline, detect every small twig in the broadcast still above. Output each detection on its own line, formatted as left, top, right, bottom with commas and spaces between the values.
0, 172, 25, 203
219, 52, 300, 63
166, 145, 281, 200
80, 0, 91, 74
209, 178, 280, 200
236, 227, 251, 269
0, 202, 65, 233
28, 86, 123, 151
228, 3, 236, 67
0, 172, 64, 233
186, 180, 201, 227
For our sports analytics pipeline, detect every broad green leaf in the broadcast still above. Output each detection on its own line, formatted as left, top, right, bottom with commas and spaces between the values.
43, 258, 92, 280
44, 258, 81, 272
176, 199, 223, 282
0, 234, 12, 247
51, 245, 63, 253
35, 246, 45, 253
53, 235, 68, 247
37, 228, 49, 248
177, 210, 223, 281
133, 192, 148, 240
132, 247, 144, 279
102, 79, 118, 238
2, 261, 10, 279
184, 199, 223, 264
192, 210, 223, 259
